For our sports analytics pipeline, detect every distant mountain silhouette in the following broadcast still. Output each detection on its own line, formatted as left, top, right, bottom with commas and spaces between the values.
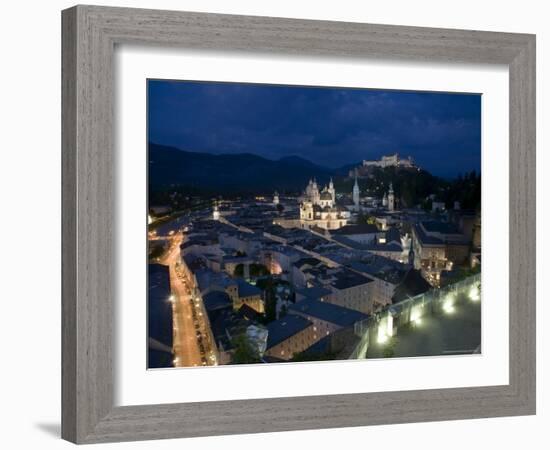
277, 155, 326, 170
333, 162, 360, 177
148, 143, 336, 193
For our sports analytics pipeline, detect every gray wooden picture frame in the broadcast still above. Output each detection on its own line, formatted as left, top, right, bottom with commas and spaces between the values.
61, 5, 536, 444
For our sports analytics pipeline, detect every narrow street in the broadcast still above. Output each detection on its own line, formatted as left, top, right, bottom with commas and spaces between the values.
160, 234, 202, 367
160, 232, 216, 367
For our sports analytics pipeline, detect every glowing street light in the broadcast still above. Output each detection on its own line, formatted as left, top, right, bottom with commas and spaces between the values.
442, 293, 455, 314
469, 285, 480, 302
377, 322, 388, 344
443, 301, 455, 314
410, 304, 423, 325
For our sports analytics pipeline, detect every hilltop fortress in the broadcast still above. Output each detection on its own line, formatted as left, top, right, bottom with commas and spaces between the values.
349, 153, 417, 177
363, 153, 415, 168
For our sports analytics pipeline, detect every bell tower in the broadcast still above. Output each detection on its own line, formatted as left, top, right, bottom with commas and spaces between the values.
328, 177, 335, 203
213, 201, 220, 220
388, 183, 395, 212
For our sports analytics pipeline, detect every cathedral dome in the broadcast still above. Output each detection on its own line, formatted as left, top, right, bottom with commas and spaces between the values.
320, 191, 332, 201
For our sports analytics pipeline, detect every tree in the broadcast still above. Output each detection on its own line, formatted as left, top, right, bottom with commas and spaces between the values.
421, 198, 433, 211
357, 213, 377, 226
400, 179, 414, 208
231, 333, 261, 364
234, 263, 269, 278
256, 277, 277, 323
276, 203, 284, 214
148, 243, 166, 261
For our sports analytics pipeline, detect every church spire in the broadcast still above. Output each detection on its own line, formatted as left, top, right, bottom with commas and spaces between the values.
352, 170, 360, 208
328, 177, 335, 203
353, 170, 359, 192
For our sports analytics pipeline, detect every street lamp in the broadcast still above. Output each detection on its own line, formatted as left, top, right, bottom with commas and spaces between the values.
469, 285, 480, 302
443, 298, 455, 314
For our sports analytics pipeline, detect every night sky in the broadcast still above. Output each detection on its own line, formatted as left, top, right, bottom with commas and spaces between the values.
148, 80, 481, 179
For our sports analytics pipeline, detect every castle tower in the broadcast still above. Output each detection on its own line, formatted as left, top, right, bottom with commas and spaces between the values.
352, 171, 360, 208
213, 202, 220, 221
388, 182, 395, 212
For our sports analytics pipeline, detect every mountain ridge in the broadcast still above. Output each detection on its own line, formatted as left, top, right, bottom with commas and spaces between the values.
148, 143, 340, 193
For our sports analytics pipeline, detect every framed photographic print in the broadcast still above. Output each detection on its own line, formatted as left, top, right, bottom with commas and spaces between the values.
62, 5, 536, 444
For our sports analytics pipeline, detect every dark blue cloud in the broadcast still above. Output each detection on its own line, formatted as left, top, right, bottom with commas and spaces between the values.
148, 80, 481, 178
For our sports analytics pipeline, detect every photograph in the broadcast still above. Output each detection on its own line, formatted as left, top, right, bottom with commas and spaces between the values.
147, 80, 482, 369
